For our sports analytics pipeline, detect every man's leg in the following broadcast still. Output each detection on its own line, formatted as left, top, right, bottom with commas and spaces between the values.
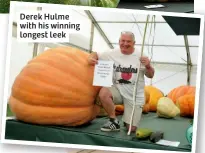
122, 101, 143, 133
99, 86, 122, 132
98, 87, 116, 118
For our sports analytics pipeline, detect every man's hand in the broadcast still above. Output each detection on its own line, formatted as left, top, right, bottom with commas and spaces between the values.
140, 56, 154, 78
140, 56, 150, 68
88, 52, 98, 66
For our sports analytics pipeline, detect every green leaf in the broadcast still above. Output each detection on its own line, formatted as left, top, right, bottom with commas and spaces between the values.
0, 0, 120, 14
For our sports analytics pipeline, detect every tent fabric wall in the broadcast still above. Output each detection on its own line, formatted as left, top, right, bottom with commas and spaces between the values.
9, 6, 200, 99
8, 37, 34, 98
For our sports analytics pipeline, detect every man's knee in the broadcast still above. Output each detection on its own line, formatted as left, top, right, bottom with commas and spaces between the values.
99, 87, 112, 102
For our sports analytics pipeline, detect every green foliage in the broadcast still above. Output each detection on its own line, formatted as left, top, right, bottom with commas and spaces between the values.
34, 0, 81, 5
0, 0, 11, 13
0, 0, 120, 13
80, 0, 120, 7
0, 0, 34, 13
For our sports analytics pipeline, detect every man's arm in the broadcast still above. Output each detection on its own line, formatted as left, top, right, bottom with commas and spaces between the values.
145, 64, 155, 78
88, 52, 98, 66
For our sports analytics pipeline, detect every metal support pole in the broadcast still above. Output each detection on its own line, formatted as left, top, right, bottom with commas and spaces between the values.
85, 10, 114, 49
89, 22, 94, 53
31, 6, 42, 58
184, 35, 192, 85
33, 43, 39, 58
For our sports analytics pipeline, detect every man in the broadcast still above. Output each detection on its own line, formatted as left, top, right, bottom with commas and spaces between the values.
88, 31, 154, 132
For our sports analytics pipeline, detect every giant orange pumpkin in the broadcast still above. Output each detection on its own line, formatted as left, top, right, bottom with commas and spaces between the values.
176, 94, 195, 117
167, 85, 195, 104
9, 47, 101, 126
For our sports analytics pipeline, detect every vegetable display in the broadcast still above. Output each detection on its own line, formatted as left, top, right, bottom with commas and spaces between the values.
8, 44, 196, 128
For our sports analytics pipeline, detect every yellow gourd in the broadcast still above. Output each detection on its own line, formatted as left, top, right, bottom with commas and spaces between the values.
144, 86, 164, 112
157, 97, 180, 118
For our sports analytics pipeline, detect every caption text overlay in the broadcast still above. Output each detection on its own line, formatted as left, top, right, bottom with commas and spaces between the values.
17, 11, 81, 42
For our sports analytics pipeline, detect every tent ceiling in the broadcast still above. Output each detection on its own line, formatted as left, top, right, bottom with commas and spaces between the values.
87, 10, 200, 65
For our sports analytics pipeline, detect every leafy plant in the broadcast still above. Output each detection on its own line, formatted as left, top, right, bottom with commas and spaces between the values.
0, 0, 120, 13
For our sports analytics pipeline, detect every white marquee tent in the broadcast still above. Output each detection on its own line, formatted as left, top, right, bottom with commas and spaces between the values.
9, 4, 201, 98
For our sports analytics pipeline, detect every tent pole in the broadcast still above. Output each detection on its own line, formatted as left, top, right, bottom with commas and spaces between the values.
31, 6, 42, 58
184, 35, 192, 85
32, 43, 38, 58
89, 22, 94, 53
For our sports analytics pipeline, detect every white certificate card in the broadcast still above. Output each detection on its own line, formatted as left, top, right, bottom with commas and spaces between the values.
93, 60, 114, 87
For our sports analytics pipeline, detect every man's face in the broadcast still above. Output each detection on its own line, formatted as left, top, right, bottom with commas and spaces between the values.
119, 34, 135, 54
